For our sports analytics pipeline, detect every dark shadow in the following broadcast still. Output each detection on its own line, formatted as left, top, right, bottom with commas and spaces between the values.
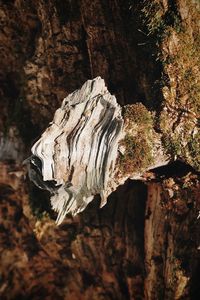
150, 160, 199, 179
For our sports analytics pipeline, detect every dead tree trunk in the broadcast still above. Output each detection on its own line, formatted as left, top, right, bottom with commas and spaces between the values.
0, 0, 199, 299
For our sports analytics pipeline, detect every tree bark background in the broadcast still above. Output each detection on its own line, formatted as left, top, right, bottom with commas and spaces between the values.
0, 0, 199, 299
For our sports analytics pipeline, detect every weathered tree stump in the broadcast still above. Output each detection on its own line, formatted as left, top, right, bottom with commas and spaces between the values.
0, 0, 199, 299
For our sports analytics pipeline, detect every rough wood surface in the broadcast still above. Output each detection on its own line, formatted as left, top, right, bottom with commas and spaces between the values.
29, 77, 170, 225
0, 0, 199, 299
30, 77, 124, 224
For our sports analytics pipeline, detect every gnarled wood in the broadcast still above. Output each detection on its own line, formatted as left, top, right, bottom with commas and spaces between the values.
29, 77, 169, 224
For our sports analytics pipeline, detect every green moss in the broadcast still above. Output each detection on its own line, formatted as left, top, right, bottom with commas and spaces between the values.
141, 1, 166, 37
162, 134, 182, 158
167, 33, 200, 114
147, 0, 200, 169
142, 1, 182, 38
162, 131, 200, 171
120, 103, 155, 174
119, 134, 154, 174
142, 0, 200, 114
187, 134, 200, 170
123, 103, 153, 129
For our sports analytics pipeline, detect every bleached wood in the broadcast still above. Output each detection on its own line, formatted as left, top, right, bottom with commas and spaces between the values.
31, 77, 124, 224
29, 77, 170, 224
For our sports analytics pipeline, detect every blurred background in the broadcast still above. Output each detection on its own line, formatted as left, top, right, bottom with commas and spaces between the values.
0, 0, 199, 299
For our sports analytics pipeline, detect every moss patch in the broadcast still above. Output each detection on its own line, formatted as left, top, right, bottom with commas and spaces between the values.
142, 0, 200, 170
187, 134, 200, 171
141, 0, 182, 38
123, 103, 154, 129
119, 103, 155, 174
119, 134, 154, 174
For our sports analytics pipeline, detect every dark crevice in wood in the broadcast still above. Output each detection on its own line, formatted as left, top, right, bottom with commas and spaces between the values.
150, 160, 200, 179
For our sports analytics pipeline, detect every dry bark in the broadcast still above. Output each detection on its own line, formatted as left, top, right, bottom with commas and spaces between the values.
0, 0, 199, 299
